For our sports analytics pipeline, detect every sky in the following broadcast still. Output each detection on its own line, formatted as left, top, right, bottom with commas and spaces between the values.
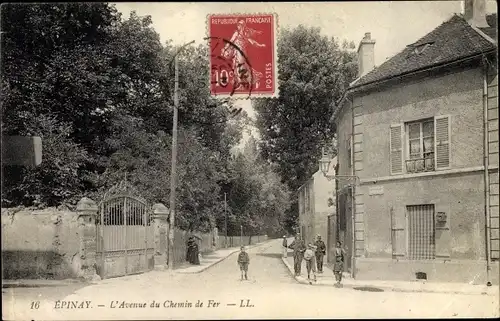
113, 1, 497, 147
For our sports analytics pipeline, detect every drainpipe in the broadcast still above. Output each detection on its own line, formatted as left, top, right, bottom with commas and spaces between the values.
349, 96, 357, 279
482, 61, 492, 286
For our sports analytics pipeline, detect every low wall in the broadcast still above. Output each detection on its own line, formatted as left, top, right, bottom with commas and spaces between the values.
1, 208, 82, 280
172, 232, 268, 266
2, 202, 270, 277
216, 235, 268, 249
172, 229, 217, 266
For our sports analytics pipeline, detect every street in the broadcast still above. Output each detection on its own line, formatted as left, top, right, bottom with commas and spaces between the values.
3, 239, 499, 320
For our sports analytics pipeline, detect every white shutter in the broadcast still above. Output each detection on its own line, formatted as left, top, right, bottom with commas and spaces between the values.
390, 124, 404, 174
434, 115, 450, 169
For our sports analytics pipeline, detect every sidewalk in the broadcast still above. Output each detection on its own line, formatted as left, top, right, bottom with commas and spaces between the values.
282, 254, 499, 296
2, 278, 87, 288
174, 241, 269, 274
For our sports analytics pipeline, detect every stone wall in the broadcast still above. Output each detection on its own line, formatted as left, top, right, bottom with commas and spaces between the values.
2, 199, 269, 279
2, 207, 84, 280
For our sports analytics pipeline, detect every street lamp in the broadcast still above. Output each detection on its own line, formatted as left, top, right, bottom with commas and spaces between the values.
168, 40, 195, 272
319, 150, 332, 177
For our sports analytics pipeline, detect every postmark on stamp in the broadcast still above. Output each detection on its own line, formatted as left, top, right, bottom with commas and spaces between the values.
207, 13, 279, 99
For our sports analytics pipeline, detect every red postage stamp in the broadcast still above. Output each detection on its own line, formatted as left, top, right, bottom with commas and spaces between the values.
207, 13, 278, 98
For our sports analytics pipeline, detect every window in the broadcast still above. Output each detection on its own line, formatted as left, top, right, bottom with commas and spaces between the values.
390, 115, 450, 175
406, 119, 435, 173
407, 204, 436, 260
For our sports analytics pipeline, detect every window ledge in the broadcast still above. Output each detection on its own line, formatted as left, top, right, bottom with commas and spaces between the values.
360, 165, 499, 184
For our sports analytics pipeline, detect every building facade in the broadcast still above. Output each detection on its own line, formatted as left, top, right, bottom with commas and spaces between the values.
298, 157, 337, 254
333, 1, 498, 284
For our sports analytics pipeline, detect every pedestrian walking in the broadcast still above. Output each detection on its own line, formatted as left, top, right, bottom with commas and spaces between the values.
304, 243, 317, 284
237, 246, 250, 280
333, 241, 346, 287
288, 233, 306, 276
282, 235, 288, 258
314, 235, 326, 273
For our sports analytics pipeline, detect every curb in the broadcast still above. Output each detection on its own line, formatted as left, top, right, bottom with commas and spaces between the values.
176, 241, 270, 274
280, 257, 497, 296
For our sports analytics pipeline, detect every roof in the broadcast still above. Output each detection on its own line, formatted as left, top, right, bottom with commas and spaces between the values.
352, 14, 497, 89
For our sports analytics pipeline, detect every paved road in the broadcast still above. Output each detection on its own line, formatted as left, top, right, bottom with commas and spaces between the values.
3, 239, 499, 320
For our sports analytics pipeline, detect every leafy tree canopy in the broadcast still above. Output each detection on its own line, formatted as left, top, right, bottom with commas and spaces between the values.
253, 25, 357, 232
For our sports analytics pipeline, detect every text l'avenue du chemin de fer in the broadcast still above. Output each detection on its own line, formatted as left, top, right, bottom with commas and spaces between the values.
52, 299, 255, 309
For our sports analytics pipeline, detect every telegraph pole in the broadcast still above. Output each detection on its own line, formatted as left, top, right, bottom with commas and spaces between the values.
224, 192, 228, 248
168, 51, 179, 271
168, 40, 195, 271
240, 225, 243, 246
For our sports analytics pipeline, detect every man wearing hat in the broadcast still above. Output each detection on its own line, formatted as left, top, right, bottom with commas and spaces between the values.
314, 235, 326, 273
282, 235, 288, 258
288, 233, 306, 276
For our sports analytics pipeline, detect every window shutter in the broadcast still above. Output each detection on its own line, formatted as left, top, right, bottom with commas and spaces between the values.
390, 124, 404, 174
434, 115, 450, 169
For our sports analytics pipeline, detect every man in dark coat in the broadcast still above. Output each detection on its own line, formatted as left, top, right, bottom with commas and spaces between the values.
314, 235, 326, 273
288, 233, 306, 276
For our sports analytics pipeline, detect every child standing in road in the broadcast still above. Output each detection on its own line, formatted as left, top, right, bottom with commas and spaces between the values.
304, 244, 317, 284
237, 246, 250, 280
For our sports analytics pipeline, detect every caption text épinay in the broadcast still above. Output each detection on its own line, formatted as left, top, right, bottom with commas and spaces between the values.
51, 299, 255, 309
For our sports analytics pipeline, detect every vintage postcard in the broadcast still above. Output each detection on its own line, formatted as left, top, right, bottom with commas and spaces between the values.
1, 1, 499, 320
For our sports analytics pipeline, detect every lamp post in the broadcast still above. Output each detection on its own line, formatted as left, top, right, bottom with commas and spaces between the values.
318, 148, 359, 279
168, 40, 195, 271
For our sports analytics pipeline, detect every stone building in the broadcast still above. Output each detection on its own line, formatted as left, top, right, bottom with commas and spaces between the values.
332, 0, 498, 284
298, 157, 337, 253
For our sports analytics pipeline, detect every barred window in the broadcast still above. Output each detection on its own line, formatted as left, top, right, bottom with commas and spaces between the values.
407, 204, 436, 260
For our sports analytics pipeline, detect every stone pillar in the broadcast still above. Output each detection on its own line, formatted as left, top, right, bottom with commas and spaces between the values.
213, 227, 219, 249
152, 203, 169, 270
76, 197, 101, 281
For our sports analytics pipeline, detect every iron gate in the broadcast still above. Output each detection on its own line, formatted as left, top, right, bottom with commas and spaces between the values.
96, 181, 155, 279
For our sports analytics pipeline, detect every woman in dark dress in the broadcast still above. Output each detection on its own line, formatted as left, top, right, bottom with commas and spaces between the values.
190, 238, 200, 265
186, 237, 194, 263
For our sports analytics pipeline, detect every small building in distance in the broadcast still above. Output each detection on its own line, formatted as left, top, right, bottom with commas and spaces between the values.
298, 156, 337, 257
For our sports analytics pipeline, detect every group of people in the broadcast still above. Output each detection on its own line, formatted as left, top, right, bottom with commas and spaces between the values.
283, 233, 346, 287
188, 233, 345, 287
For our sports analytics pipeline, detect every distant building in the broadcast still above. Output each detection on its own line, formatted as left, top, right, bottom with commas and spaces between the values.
333, 0, 498, 284
298, 156, 337, 256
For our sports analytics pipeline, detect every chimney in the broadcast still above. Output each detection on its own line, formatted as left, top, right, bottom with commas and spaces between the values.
464, 0, 489, 28
357, 32, 376, 78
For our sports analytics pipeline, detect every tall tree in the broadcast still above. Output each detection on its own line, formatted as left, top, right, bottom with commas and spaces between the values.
1, 3, 121, 206
226, 136, 290, 236
253, 25, 357, 232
